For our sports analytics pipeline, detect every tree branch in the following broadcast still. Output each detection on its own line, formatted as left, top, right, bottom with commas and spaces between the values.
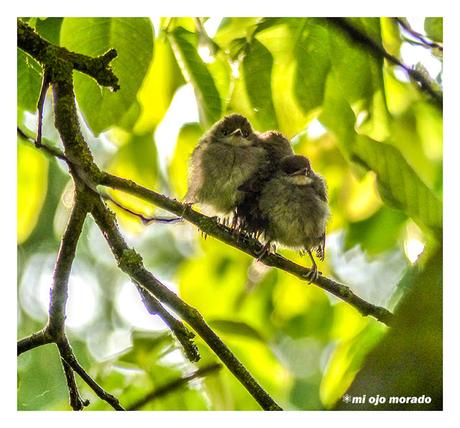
394, 18, 443, 51
17, 19, 120, 91
57, 337, 124, 410
327, 17, 442, 109
17, 329, 52, 356
90, 194, 282, 410
136, 285, 200, 362
46, 190, 91, 337
127, 363, 222, 410
61, 358, 90, 410
100, 173, 394, 326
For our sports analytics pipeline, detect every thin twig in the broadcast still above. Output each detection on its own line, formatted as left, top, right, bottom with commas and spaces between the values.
57, 338, 125, 410
17, 126, 68, 161
394, 18, 443, 51
327, 17, 442, 108
128, 363, 222, 410
36, 71, 50, 147
61, 358, 90, 410
101, 191, 183, 224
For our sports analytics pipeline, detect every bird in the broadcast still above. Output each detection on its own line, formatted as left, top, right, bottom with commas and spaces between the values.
185, 114, 269, 221
236, 130, 294, 238
257, 154, 329, 282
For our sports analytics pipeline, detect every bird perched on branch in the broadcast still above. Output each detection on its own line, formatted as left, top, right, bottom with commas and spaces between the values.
257, 154, 329, 282
185, 114, 268, 220
236, 130, 294, 237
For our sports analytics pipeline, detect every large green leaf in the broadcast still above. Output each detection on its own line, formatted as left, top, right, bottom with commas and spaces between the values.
351, 136, 442, 233
242, 39, 278, 130
168, 26, 222, 128
294, 20, 331, 114
60, 18, 154, 135
17, 49, 42, 113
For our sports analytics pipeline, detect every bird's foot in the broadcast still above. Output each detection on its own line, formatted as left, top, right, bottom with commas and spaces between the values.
255, 242, 273, 261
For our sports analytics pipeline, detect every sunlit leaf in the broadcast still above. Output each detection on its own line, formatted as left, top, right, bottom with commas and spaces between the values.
345, 206, 407, 254
294, 20, 331, 115
351, 136, 442, 234
60, 18, 154, 135
17, 140, 48, 244
168, 122, 203, 199
106, 132, 158, 232
17, 50, 42, 113
242, 39, 278, 130
168, 26, 222, 128
134, 36, 185, 134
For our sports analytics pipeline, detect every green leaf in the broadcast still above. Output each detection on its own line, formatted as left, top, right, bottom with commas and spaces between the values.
319, 72, 357, 150
294, 20, 331, 114
345, 206, 407, 254
35, 17, 63, 45
134, 36, 185, 134
242, 39, 278, 130
17, 140, 48, 244
17, 50, 42, 112
208, 319, 266, 343
351, 136, 442, 233
168, 122, 203, 199
60, 18, 154, 135
118, 331, 175, 370
168, 26, 222, 128
424, 17, 443, 43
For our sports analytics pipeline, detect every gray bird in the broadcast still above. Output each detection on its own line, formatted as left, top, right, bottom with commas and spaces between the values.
185, 114, 268, 219
236, 130, 294, 237
257, 154, 329, 282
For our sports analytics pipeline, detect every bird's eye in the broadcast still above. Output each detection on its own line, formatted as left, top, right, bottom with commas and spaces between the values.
242, 130, 249, 138
222, 129, 229, 136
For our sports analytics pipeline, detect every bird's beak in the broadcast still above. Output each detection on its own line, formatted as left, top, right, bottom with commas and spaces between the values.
230, 128, 242, 137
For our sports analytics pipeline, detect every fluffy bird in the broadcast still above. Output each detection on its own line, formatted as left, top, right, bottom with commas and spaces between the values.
236, 130, 294, 237
257, 155, 329, 282
185, 114, 268, 218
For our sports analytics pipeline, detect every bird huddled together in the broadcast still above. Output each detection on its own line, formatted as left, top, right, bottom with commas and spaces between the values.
185, 113, 329, 282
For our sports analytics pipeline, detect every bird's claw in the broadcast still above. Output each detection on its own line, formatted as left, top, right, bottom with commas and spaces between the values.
303, 266, 321, 284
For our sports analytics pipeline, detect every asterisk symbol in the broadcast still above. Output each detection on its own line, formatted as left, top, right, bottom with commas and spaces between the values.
342, 394, 351, 403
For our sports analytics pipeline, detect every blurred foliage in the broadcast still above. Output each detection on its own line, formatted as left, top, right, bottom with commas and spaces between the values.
17, 17, 442, 410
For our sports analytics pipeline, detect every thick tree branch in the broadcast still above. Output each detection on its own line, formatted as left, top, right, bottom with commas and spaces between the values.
327, 17, 442, 109
128, 363, 222, 410
90, 194, 282, 410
